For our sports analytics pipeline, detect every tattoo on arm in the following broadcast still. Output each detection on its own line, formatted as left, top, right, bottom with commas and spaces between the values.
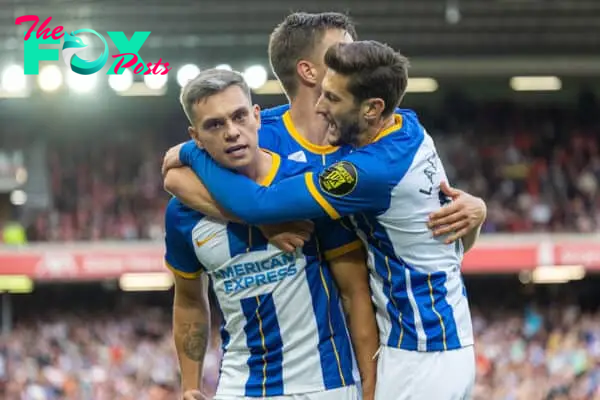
182, 322, 209, 361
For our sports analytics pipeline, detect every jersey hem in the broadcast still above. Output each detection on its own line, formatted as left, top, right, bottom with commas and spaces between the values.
324, 240, 363, 261
215, 382, 353, 397
164, 260, 202, 279
382, 337, 474, 352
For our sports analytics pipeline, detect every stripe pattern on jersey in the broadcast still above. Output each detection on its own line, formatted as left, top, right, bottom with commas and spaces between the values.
304, 251, 355, 389
241, 294, 285, 397
353, 213, 463, 352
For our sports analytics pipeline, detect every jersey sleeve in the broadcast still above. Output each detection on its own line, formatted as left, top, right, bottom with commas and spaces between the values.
314, 217, 363, 261
260, 104, 290, 119
177, 137, 411, 224
257, 123, 282, 153
303, 150, 392, 218
305, 120, 425, 218
179, 142, 328, 224
164, 198, 204, 279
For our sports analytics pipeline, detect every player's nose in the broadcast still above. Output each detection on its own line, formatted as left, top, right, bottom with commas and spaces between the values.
223, 125, 241, 141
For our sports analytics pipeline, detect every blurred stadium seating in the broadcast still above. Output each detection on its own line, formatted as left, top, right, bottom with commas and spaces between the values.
0, 1, 599, 399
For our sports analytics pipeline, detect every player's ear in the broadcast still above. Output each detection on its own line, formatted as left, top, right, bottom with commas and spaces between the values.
252, 104, 261, 126
296, 60, 318, 86
188, 126, 204, 149
362, 98, 385, 123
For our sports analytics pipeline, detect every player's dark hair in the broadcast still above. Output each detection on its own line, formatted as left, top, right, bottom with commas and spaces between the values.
180, 69, 251, 123
268, 12, 357, 99
324, 41, 409, 117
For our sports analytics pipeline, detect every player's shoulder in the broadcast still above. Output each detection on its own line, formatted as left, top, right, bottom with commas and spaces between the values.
328, 144, 354, 159
358, 109, 424, 158
382, 108, 423, 142
165, 197, 205, 231
258, 106, 290, 151
273, 156, 313, 182
260, 104, 290, 123
327, 109, 425, 187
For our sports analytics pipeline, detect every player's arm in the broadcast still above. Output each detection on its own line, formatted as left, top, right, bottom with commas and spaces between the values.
179, 142, 390, 225
329, 248, 378, 400
164, 202, 210, 395
163, 143, 312, 252
172, 273, 210, 394
318, 219, 378, 400
461, 222, 483, 253
164, 166, 240, 222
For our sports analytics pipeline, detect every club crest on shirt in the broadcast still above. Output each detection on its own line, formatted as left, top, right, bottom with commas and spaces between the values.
318, 161, 357, 197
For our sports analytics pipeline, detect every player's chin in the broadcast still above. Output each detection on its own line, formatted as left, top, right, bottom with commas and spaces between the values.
223, 152, 253, 170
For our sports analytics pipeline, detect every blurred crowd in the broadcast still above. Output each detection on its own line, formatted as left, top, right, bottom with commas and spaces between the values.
27, 138, 168, 242
2, 299, 600, 400
20, 100, 599, 242
471, 306, 600, 400
0, 305, 222, 400
435, 101, 600, 233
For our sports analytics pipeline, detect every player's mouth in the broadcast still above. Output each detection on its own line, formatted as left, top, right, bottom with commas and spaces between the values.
327, 121, 337, 132
225, 144, 248, 157
326, 117, 338, 134
322, 114, 337, 131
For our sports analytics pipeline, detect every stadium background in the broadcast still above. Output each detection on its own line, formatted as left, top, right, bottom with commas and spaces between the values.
0, 1, 599, 399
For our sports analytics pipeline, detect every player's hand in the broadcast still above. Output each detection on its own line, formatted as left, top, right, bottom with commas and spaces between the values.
258, 220, 315, 253
182, 389, 209, 400
162, 142, 186, 176
427, 181, 487, 244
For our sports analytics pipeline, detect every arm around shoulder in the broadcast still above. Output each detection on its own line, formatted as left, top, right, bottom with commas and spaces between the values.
164, 167, 239, 222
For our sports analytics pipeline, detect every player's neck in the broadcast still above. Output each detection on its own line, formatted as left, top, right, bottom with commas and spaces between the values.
358, 115, 397, 148
237, 149, 274, 184
289, 89, 330, 146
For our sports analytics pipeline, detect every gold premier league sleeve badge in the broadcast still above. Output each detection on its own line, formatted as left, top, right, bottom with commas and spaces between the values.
318, 161, 358, 197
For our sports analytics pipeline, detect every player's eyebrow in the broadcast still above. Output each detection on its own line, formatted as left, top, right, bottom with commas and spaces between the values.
202, 116, 225, 130
201, 106, 249, 130
230, 106, 249, 119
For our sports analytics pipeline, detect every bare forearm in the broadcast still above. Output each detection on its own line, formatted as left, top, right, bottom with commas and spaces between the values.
461, 223, 482, 253
173, 304, 210, 391
328, 248, 378, 400
164, 167, 240, 222
343, 294, 378, 400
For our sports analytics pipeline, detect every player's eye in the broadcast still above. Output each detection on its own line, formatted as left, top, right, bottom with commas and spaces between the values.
324, 92, 338, 102
232, 111, 248, 123
205, 120, 224, 130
